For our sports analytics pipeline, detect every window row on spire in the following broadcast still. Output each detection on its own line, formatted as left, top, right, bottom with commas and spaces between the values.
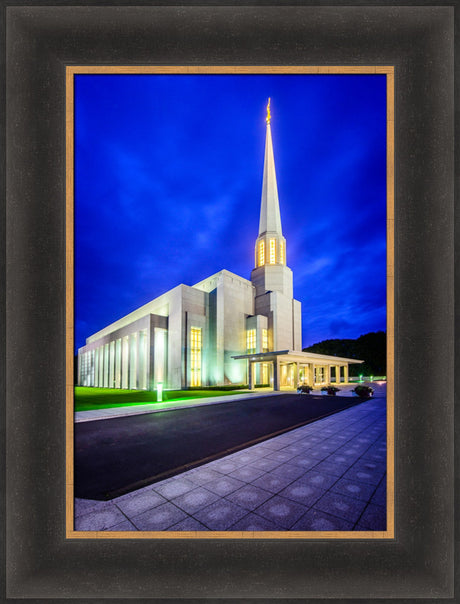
256, 238, 285, 267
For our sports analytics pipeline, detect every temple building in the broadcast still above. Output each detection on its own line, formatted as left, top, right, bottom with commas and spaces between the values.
77, 101, 362, 391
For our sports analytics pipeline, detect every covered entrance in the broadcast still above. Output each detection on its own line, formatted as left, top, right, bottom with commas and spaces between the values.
232, 350, 362, 392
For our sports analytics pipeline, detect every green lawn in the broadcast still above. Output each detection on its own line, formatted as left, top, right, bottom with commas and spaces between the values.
74, 387, 249, 412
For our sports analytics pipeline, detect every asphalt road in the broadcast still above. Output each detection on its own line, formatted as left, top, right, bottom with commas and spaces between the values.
74, 394, 367, 500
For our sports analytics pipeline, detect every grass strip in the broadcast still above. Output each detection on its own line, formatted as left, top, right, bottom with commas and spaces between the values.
74, 386, 249, 412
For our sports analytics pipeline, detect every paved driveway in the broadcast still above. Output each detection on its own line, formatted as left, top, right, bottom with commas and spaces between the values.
75, 393, 368, 500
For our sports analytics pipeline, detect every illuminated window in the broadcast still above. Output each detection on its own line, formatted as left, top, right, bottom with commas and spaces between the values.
258, 240, 265, 266
262, 328, 268, 352
190, 327, 202, 387
246, 329, 256, 354
269, 239, 276, 264
280, 241, 284, 264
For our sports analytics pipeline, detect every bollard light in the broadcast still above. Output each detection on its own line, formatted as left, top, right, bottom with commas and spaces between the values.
156, 382, 163, 402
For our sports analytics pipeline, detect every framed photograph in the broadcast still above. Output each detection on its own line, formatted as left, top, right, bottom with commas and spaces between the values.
5, 4, 454, 600
67, 66, 394, 540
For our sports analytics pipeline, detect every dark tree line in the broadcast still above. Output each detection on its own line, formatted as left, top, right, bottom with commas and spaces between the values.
303, 331, 386, 377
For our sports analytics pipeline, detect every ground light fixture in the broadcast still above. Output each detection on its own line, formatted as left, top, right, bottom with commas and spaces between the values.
156, 382, 163, 402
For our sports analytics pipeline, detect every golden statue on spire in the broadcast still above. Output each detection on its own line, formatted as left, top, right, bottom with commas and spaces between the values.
266, 97, 271, 124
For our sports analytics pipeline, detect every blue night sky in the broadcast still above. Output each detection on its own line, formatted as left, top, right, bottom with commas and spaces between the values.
75, 74, 387, 353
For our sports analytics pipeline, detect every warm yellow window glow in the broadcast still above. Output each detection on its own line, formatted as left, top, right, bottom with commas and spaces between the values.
190, 327, 202, 387
262, 363, 269, 384
247, 329, 256, 354
280, 241, 284, 264
269, 239, 276, 264
258, 240, 265, 266
262, 328, 268, 352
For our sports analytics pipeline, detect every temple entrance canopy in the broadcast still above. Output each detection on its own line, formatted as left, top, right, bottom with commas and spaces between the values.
232, 350, 364, 391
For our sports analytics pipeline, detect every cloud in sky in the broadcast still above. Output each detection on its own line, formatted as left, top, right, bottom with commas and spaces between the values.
75, 73, 387, 352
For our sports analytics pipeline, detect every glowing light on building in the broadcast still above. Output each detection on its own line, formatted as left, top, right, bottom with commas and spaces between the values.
280, 240, 284, 264
258, 240, 265, 266
190, 327, 202, 387
269, 239, 276, 264
262, 328, 268, 352
262, 362, 269, 384
266, 97, 271, 124
246, 329, 256, 354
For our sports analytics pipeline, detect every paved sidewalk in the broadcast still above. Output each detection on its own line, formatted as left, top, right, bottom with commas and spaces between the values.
74, 393, 387, 532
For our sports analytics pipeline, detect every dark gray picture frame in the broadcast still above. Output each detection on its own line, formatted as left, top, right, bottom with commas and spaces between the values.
4, 4, 455, 600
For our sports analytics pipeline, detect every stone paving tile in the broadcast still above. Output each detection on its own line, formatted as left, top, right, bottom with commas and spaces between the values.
170, 486, 220, 515
352, 460, 387, 474
305, 449, 332, 461
208, 459, 241, 474
370, 479, 387, 507
254, 495, 309, 529
281, 444, 308, 456
74, 498, 112, 518
342, 466, 385, 486
75, 506, 126, 531
115, 490, 167, 516
192, 500, 248, 530
225, 484, 273, 511
201, 475, 247, 497
291, 508, 355, 531
257, 438, 289, 451
313, 491, 367, 524
269, 462, 307, 481
363, 451, 386, 463
278, 481, 325, 507
230, 513, 282, 531
228, 465, 267, 483
131, 502, 188, 531
329, 477, 377, 503
251, 472, 295, 494
294, 435, 316, 444
318, 442, 341, 452
153, 476, 197, 499
249, 456, 283, 472
168, 517, 210, 531
295, 470, 339, 491
358, 503, 386, 530
105, 519, 138, 531
185, 467, 225, 486
312, 461, 353, 477
326, 452, 361, 465
226, 450, 266, 464
264, 450, 297, 463
288, 455, 319, 471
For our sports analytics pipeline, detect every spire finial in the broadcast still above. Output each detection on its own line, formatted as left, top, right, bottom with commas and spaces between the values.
266, 98, 271, 124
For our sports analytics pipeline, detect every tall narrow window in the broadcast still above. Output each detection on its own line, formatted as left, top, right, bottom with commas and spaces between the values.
246, 329, 256, 354
280, 240, 284, 264
190, 327, 202, 387
269, 239, 276, 264
258, 240, 265, 266
262, 328, 268, 352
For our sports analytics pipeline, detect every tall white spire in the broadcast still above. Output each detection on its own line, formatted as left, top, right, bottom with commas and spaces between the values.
258, 98, 282, 236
